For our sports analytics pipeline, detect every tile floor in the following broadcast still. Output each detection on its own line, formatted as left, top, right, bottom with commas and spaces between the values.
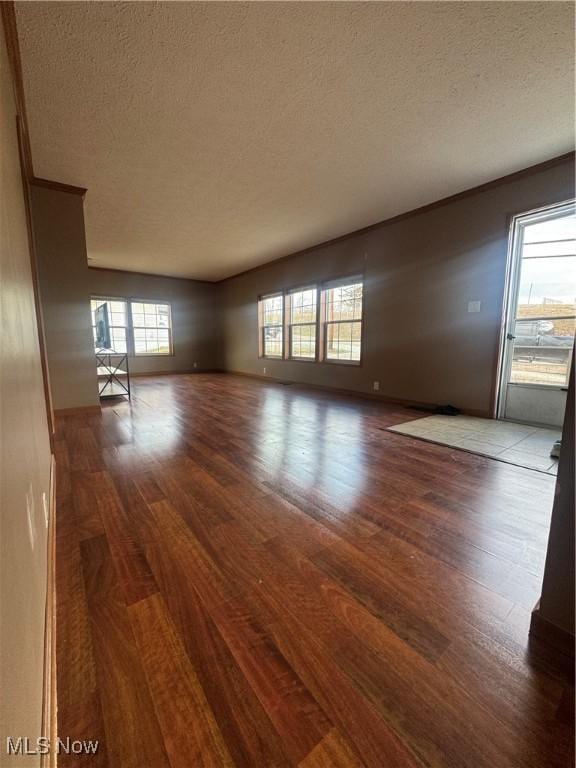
388, 415, 560, 474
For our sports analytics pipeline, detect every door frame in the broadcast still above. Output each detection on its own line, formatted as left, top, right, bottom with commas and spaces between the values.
495, 198, 575, 423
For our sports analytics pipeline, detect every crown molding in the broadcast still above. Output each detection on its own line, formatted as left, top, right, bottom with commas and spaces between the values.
1, 1, 33, 178
31, 177, 87, 197
220, 151, 575, 283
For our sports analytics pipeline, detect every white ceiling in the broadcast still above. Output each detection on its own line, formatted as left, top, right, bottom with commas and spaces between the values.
16, 1, 575, 281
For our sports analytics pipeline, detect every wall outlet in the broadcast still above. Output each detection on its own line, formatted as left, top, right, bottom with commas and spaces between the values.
373, 381, 380, 391
193, 362, 198, 368
263, 367, 267, 375
467, 300, 481, 313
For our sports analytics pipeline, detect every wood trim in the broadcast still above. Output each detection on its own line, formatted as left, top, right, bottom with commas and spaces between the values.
54, 404, 102, 417
17, 118, 56, 448
220, 152, 576, 284
3, 2, 56, 446
31, 176, 87, 197
1, 2, 33, 178
530, 604, 575, 660
41, 456, 57, 768
226, 369, 489, 418
4, 11, 58, 760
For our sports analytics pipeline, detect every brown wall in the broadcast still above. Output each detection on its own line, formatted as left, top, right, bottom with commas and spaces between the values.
31, 185, 100, 411
0, 17, 52, 766
87, 268, 222, 375
538, 360, 575, 638
32, 195, 222, 407
220, 157, 575, 415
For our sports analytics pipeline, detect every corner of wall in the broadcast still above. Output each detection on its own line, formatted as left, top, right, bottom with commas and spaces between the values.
31, 184, 100, 410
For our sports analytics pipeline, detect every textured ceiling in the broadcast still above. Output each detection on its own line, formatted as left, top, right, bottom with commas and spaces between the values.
16, 1, 575, 281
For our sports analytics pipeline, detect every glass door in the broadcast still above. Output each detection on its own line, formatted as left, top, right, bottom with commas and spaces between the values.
499, 202, 575, 427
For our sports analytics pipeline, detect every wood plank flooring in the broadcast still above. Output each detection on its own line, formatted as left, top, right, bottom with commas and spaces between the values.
54, 373, 574, 767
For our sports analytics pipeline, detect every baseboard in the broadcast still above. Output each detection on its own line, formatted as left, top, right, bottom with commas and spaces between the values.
225, 369, 490, 418
41, 456, 57, 768
76, 367, 490, 419
530, 604, 575, 660
54, 404, 101, 417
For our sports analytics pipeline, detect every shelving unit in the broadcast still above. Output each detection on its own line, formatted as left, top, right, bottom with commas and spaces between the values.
96, 349, 131, 400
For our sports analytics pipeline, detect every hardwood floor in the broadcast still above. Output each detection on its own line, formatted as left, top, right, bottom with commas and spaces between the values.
54, 373, 574, 768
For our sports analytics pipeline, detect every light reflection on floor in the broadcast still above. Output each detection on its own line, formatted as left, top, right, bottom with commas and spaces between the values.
257, 387, 367, 506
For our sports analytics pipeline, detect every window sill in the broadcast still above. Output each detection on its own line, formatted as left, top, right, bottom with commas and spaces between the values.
132, 352, 174, 358
322, 358, 362, 366
288, 357, 318, 363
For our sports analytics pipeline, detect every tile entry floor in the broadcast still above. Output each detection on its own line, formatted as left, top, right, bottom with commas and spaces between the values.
388, 415, 561, 475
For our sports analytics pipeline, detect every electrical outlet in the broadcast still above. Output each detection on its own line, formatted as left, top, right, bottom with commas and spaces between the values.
263, 367, 267, 375
193, 362, 198, 368
373, 381, 380, 391
467, 300, 481, 313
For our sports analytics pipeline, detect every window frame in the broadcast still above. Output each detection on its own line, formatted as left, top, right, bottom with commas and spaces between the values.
320, 276, 364, 366
255, 275, 365, 365
130, 299, 174, 357
287, 285, 319, 362
90, 295, 174, 357
258, 292, 284, 359
91, 296, 129, 354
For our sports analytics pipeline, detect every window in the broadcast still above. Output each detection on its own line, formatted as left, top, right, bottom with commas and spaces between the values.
509, 211, 575, 387
289, 287, 317, 359
91, 298, 128, 352
256, 278, 364, 363
259, 293, 284, 358
322, 280, 363, 362
131, 301, 172, 355
90, 297, 172, 356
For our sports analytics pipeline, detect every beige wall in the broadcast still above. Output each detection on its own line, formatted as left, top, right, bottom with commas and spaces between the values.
87, 268, 222, 374
31, 185, 99, 411
220, 158, 575, 415
0, 19, 52, 767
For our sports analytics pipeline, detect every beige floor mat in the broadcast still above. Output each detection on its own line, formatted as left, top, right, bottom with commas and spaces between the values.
388, 414, 560, 475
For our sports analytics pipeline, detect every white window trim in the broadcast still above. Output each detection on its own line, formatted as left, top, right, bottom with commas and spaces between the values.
288, 285, 319, 361
321, 277, 364, 365
91, 296, 174, 357
259, 292, 284, 359
130, 299, 174, 357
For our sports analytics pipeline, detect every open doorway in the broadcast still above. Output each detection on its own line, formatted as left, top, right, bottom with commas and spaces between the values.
498, 200, 575, 429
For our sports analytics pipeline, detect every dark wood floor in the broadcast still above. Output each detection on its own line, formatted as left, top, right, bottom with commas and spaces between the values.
54, 373, 574, 768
